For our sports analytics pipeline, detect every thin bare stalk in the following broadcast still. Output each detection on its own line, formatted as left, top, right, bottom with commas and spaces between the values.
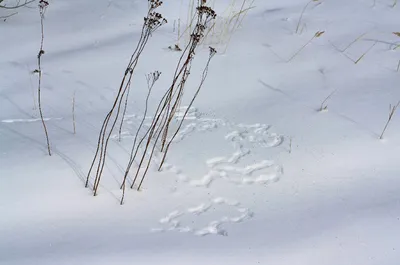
380, 101, 400, 139
36, 0, 51, 156
118, 77, 132, 142
158, 47, 217, 171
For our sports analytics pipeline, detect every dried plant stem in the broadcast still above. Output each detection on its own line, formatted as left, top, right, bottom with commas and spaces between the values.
158, 50, 216, 170
397, 59, 400, 72
37, 0, 51, 156
85, 1, 166, 196
120, 71, 160, 205
380, 101, 400, 139
126, 3, 217, 191
118, 77, 132, 142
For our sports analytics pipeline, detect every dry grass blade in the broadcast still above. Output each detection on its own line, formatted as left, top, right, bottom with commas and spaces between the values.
288, 31, 324, 62
380, 101, 400, 139
319, 89, 337, 112
354, 41, 377, 64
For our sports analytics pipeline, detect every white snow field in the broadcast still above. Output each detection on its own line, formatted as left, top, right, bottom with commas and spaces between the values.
1, 0, 400, 264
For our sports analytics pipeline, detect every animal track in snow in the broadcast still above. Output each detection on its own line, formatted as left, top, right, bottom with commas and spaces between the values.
118, 106, 283, 236
152, 197, 253, 236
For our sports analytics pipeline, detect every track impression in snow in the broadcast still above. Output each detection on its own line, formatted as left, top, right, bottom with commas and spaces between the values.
152, 197, 254, 236
118, 106, 284, 236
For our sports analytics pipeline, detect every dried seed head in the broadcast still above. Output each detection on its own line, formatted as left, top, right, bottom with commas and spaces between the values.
149, 0, 163, 9
393, 32, 400, 37
145, 12, 167, 31
315, 31, 325, 37
197, 6, 217, 19
209, 46, 217, 56
39, 0, 49, 8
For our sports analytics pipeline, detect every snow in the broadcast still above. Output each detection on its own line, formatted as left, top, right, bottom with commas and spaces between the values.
1, 0, 400, 264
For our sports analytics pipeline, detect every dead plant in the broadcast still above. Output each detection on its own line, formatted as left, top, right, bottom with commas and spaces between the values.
85, 0, 166, 196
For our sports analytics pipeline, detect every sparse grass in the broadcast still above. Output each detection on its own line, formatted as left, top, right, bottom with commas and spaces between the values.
380, 101, 400, 139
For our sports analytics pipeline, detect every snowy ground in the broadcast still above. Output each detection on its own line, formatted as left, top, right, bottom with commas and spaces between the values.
1, 0, 400, 264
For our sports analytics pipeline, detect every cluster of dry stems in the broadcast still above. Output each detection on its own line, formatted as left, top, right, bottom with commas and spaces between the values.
83, 0, 218, 205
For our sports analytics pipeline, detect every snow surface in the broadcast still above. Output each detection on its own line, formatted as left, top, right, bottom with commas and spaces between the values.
1, 0, 400, 264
